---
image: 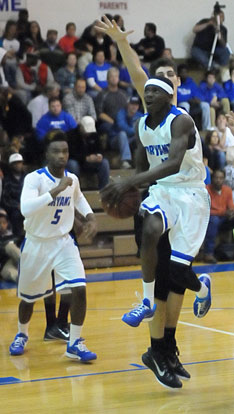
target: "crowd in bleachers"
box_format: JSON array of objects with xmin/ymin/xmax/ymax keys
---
[{"xmin": 1, "ymin": 8, "xmax": 234, "ymax": 277}]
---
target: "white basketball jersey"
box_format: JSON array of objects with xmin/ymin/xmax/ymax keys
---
[
  {"xmin": 138, "ymin": 105, "xmax": 206, "ymax": 186},
  {"xmin": 21, "ymin": 167, "xmax": 92, "ymax": 239}
]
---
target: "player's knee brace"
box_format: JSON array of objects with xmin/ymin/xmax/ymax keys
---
[
  {"xmin": 169, "ymin": 261, "xmax": 201, "ymax": 292},
  {"xmin": 154, "ymin": 231, "xmax": 171, "ymax": 301}
]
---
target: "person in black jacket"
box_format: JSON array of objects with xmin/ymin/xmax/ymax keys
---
[
  {"xmin": 2, "ymin": 153, "xmax": 25, "ymax": 240},
  {"xmin": 133, "ymin": 23, "xmax": 165, "ymax": 63},
  {"xmin": 191, "ymin": 10, "xmax": 230, "ymax": 69}
]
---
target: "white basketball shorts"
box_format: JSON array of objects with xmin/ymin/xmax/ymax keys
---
[
  {"xmin": 140, "ymin": 184, "xmax": 210, "ymax": 265},
  {"xmin": 18, "ymin": 234, "xmax": 86, "ymax": 302}
]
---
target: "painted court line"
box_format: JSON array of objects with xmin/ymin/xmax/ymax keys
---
[
  {"xmin": 1, "ymin": 357, "xmax": 234, "ymax": 386},
  {"xmin": 179, "ymin": 320, "xmax": 234, "ymax": 336}
]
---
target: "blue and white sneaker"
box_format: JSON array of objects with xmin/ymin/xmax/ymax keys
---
[
  {"xmin": 193, "ymin": 274, "xmax": 211, "ymax": 318},
  {"xmin": 122, "ymin": 298, "xmax": 157, "ymax": 327},
  {"xmin": 9, "ymin": 333, "xmax": 28, "ymax": 356},
  {"xmin": 66, "ymin": 338, "xmax": 97, "ymax": 362}
]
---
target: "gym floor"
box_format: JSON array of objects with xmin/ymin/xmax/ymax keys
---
[{"xmin": 1, "ymin": 263, "xmax": 234, "ymax": 414}]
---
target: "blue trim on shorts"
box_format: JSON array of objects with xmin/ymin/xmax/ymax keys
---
[
  {"xmin": 69, "ymin": 232, "xmax": 78, "ymax": 247},
  {"xmin": 20, "ymin": 287, "xmax": 54, "ymax": 300},
  {"xmin": 171, "ymin": 250, "xmax": 194, "ymax": 262},
  {"xmin": 141, "ymin": 203, "xmax": 168, "ymax": 230},
  {"xmin": 37, "ymin": 167, "xmax": 55, "ymax": 183},
  {"xmin": 56, "ymin": 278, "xmax": 85, "ymax": 289}
]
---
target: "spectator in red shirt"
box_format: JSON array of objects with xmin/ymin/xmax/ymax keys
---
[
  {"xmin": 204, "ymin": 169, "xmax": 234, "ymax": 263},
  {"xmin": 58, "ymin": 22, "xmax": 78, "ymax": 54}
]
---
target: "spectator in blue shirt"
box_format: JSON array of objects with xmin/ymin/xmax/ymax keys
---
[
  {"xmin": 111, "ymin": 96, "xmax": 143, "ymax": 169},
  {"xmin": 36, "ymin": 97, "xmax": 77, "ymax": 141},
  {"xmin": 198, "ymin": 70, "xmax": 230, "ymax": 126},
  {"xmin": 177, "ymin": 63, "xmax": 211, "ymax": 130},
  {"xmin": 223, "ymin": 67, "xmax": 234, "ymax": 111},
  {"xmin": 84, "ymin": 48, "xmax": 112, "ymax": 98}
]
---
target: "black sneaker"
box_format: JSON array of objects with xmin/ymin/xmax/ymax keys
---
[
  {"xmin": 142, "ymin": 347, "xmax": 182, "ymax": 390},
  {"xmin": 167, "ymin": 346, "xmax": 191, "ymax": 380},
  {"xmin": 44, "ymin": 323, "xmax": 70, "ymax": 342}
]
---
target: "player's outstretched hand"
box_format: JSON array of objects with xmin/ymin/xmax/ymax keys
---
[
  {"xmin": 94, "ymin": 15, "xmax": 134, "ymax": 42},
  {"xmin": 58, "ymin": 177, "xmax": 73, "ymax": 192}
]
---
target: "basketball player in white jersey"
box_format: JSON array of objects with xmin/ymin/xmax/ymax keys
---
[
  {"xmin": 9, "ymin": 130, "xmax": 97, "ymax": 362},
  {"xmin": 96, "ymin": 18, "xmax": 210, "ymax": 388}
]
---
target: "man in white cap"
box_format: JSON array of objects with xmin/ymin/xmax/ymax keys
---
[{"xmin": 67, "ymin": 116, "xmax": 110, "ymax": 189}]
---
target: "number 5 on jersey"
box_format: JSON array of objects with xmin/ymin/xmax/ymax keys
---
[{"xmin": 51, "ymin": 209, "xmax": 63, "ymax": 224}]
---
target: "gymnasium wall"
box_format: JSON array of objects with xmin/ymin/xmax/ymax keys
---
[{"xmin": 0, "ymin": 0, "xmax": 233, "ymax": 58}]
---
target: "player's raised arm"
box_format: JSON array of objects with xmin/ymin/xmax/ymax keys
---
[{"xmin": 95, "ymin": 16, "xmax": 148, "ymax": 103}]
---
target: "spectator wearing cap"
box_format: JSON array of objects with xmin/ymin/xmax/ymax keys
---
[
  {"xmin": 1, "ymin": 153, "xmax": 25, "ymax": 239},
  {"xmin": 15, "ymin": 52, "xmax": 54, "ymax": 104},
  {"xmin": 110, "ymin": 96, "xmax": 143, "ymax": 169},
  {"xmin": 39, "ymin": 29, "xmax": 66, "ymax": 74},
  {"xmin": 27, "ymin": 81, "xmax": 61, "ymax": 127},
  {"xmin": 63, "ymin": 77, "xmax": 96, "ymax": 124},
  {"xmin": 0, "ymin": 208, "xmax": 20, "ymax": 282},
  {"xmin": 67, "ymin": 116, "xmax": 109, "ymax": 189}
]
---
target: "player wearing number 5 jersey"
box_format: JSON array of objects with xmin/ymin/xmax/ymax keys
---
[{"xmin": 10, "ymin": 130, "xmax": 97, "ymax": 362}]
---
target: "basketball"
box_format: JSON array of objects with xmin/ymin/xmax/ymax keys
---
[{"xmin": 101, "ymin": 187, "xmax": 141, "ymax": 219}]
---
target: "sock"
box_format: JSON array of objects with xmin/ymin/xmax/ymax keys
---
[
  {"xmin": 196, "ymin": 281, "xmax": 208, "ymax": 299},
  {"xmin": 18, "ymin": 321, "xmax": 29, "ymax": 336},
  {"xmin": 151, "ymin": 337, "xmax": 166, "ymax": 354},
  {"xmin": 69, "ymin": 324, "xmax": 82, "ymax": 345},
  {"xmin": 164, "ymin": 327, "xmax": 176, "ymax": 350},
  {"xmin": 143, "ymin": 280, "xmax": 155, "ymax": 308},
  {"xmin": 57, "ymin": 294, "xmax": 71, "ymax": 326}
]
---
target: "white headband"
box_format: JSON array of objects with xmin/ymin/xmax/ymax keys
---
[{"xmin": 144, "ymin": 78, "xmax": 174, "ymax": 95}]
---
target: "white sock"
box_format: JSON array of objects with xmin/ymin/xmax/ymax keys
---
[
  {"xmin": 18, "ymin": 322, "xmax": 29, "ymax": 336},
  {"xmin": 70, "ymin": 324, "xmax": 82, "ymax": 345},
  {"xmin": 142, "ymin": 281, "xmax": 155, "ymax": 308},
  {"xmin": 196, "ymin": 282, "xmax": 208, "ymax": 299}
]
